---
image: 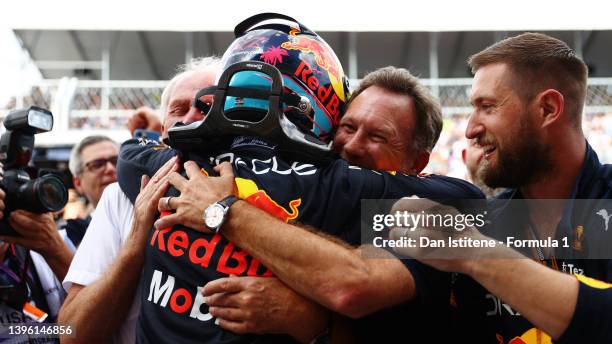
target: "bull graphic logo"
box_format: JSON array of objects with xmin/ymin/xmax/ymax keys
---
[
  {"xmin": 596, "ymin": 209, "xmax": 611, "ymax": 231},
  {"xmin": 235, "ymin": 177, "xmax": 301, "ymax": 223},
  {"xmin": 281, "ymin": 29, "xmax": 346, "ymax": 103},
  {"xmin": 197, "ymin": 169, "xmax": 301, "ymax": 223}
]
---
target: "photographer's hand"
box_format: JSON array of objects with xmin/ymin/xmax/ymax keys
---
[{"xmin": 1, "ymin": 210, "xmax": 73, "ymax": 280}]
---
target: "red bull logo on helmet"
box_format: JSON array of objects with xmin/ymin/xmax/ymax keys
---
[
  {"xmin": 294, "ymin": 60, "xmax": 342, "ymax": 122},
  {"xmin": 281, "ymin": 28, "xmax": 346, "ymax": 104}
]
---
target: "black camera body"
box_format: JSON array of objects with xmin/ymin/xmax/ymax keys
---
[{"xmin": 0, "ymin": 106, "xmax": 68, "ymax": 236}]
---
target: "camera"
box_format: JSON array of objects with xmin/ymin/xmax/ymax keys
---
[{"xmin": 0, "ymin": 106, "xmax": 68, "ymax": 236}]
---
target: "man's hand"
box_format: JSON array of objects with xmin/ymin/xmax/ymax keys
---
[
  {"xmin": 388, "ymin": 197, "xmax": 492, "ymax": 273},
  {"xmin": 1, "ymin": 210, "xmax": 73, "ymax": 280},
  {"xmin": 155, "ymin": 161, "xmax": 236, "ymax": 231},
  {"xmin": 2, "ymin": 211, "xmax": 64, "ymax": 256},
  {"xmin": 126, "ymin": 156, "xmax": 179, "ymax": 254},
  {"xmin": 126, "ymin": 106, "xmax": 162, "ymax": 135},
  {"xmin": 203, "ymin": 276, "xmax": 329, "ymax": 343}
]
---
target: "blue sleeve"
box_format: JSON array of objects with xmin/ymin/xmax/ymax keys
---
[
  {"xmin": 558, "ymin": 277, "xmax": 612, "ymax": 343},
  {"xmin": 321, "ymin": 163, "xmax": 479, "ymax": 295},
  {"xmin": 116, "ymin": 138, "xmax": 178, "ymax": 204},
  {"xmin": 328, "ymin": 162, "xmax": 484, "ymax": 201},
  {"xmin": 317, "ymin": 162, "xmax": 483, "ymax": 245}
]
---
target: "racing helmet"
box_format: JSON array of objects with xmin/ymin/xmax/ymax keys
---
[{"xmin": 217, "ymin": 13, "xmax": 350, "ymax": 143}]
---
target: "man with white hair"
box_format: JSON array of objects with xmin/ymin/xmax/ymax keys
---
[{"xmin": 59, "ymin": 57, "xmax": 220, "ymax": 344}]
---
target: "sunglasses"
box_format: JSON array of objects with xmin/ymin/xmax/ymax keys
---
[{"xmin": 84, "ymin": 156, "xmax": 118, "ymax": 173}]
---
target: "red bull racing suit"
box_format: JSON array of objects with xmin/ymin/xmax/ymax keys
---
[{"xmin": 117, "ymin": 136, "xmax": 484, "ymax": 343}]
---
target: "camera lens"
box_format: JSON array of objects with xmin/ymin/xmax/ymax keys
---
[
  {"xmin": 15, "ymin": 174, "xmax": 68, "ymax": 213},
  {"xmin": 35, "ymin": 175, "xmax": 68, "ymax": 212}
]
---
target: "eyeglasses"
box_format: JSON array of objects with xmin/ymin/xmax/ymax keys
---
[{"xmin": 83, "ymin": 156, "xmax": 118, "ymax": 173}]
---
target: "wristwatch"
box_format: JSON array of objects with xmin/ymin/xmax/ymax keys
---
[{"xmin": 203, "ymin": 195, "xmax": 239, "ymax": 233}]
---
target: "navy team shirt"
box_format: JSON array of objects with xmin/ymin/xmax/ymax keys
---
[
  {"xmin": 117, "ymin": 136, "xmax": 484, "ymax": 344},
  {"xmin": 453, "ymin": 142, "xmax": 612, "ymax": 344}
]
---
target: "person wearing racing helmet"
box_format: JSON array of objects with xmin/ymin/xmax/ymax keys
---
[
  {"xmin": 115, "ymin": 13, "xmax": 483, "ymax": 343},
  {"xmin": 217, "ymin": 13, "xmax": 349, "ymax": 143}
]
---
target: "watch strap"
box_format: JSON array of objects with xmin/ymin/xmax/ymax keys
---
[{"xmin": 218, "ymin": 195, "xmax": 239, "ymax": 210}]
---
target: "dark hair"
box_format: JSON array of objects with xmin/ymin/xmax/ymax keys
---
[
  {"xmin": 349, "ymin": 66, "xmax": 443, "ymax": 152},
  {"xmin": 468, "ymin": 32, "xmax": 588, "ymax": 127}
]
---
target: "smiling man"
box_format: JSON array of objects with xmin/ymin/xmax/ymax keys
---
[
  {"xmin": 411, "ymin": 32, "xmax": 612, "ymax": 344},
  {"xmin": 334, "ymin": 66, "xmax": 441, "ymax": 175}
]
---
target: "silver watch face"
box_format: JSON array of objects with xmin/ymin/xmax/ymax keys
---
[{"xmin": 205, "ymin": 203, "xmax": 226, "ymax": 229}]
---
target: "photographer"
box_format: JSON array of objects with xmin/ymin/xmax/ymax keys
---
[
  {"xmin": 0, "ymin": 178, "xmax": 73, "ymax": 324},
  {"xmin": 0, "ymin": 200, "xmax": 73, "ymax": 282},
  {"xmin": 0, "ymin": 107, "xmax": 73, "ymax": 341}
]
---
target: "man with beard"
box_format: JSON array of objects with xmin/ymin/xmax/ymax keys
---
[{"xmin": 394, "ymin": 32, "xmax": 612, "ymax": 343}]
